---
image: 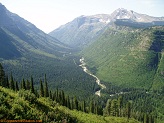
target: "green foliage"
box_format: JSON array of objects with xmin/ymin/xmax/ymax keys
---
[
  {"xmin": 11, "ymin": 104, "xmax": 24, "ymax": 119},
  {"xmin": 0, "ymin": 63, "xmax": 5, "ymax": 86},
  {"xmin": 30, "ymin": 76, "xmax": 34, "ymax": 93},
  {"xmin": 2, "ymin": 55, "xmax": 96, "ymax": 99},
  {"xmin": 82, "ymin": 26, "xmax": 164, "ymax": 90},
  {"xmin": 40, "ymin": 80, "xmax": 44, "ymax": 97},
  {"xmin": 21, "ymin": 79, "xmax": 26, "ymax": 90},
  {"xmin": 0, "ymin": 86, "xmax": 140, "ymax": 123},
  {"xmin": 126, "ymin": 101, "xmax": 131, "ymax": 119},
  {"xmin": 18, "ymin": 90, "xmax": 37, "ymax": 103},
  {"xmin": 15, "ymin": 81, "xmax": 19, "ymax": 91},
  {"xmin": 9, "ymin": 73, "xmax": 15, "ymax": 90},
  {"xmin": 0, "ymin": 86, "xmax": 77, "ymax": 122},
  {"xmin": 44, "ymin": 74, "xmax": 49, "ymax": 97}
]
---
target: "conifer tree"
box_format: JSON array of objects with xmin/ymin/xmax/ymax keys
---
[
  {"xmin": 30, "ymin": 76, "xmax": 35, "ymax": 93},
  {"xmin": 10, "ymin": 73, "xmax": 15, "ymax": 90},
  {"xmin": 126, "ymin": 101, "xmax": 131, "ymax": 120},
  {"xmin": 56, "ymin": 88, "xmax": 59, "ymax": 102},
  {"xmin": 111, "ymin": 99, "xmax": 118, "ymax": 116},
  {"xmin": 73, "ymin": 97, "xmax": 78, "ymax": 110},
  {"xmin": 104, "ymin": 99, "xmax": 112, "ymax": 116},
  {"xmin": 61, "ymin": 90, "xmax": 65, "ymax": 106},
  {"xmin": 144, "ymin": 113, "xmax": 148, "ymax": 123},
  {"xmin": 81, "ymin": 101, "xmax": 86, "ymax": 112},
  {"xmin": 0, "ymin": 63, "xmax": 5, "ymax": 87},
  {"xmin": 5, "ymin": 75, "xmax": 9, "ymax": 88},
  {"xmin": 26, "ymin": 79, "xmax": 30, "ymax": 90},
  {"xmin": 22, "ymin": 78, "xmax": 26, "ymax": 90},
  {"xmin": 35, "ymin": 89, "xmax": 39, "ymax": 98},
  {"xmin": 52, "ymin": 92, "xmax": 55, "ymax": 101},
  {"xmin": 89, "ymin": 100, "xmax": 94, "ymax": 113},
  {"xmin": 66, "ymin": 96, "xmax": 71, "ymax": 109},
  {"xmin": 118, "ymin": 96, "xmax": 123, "ymax": 117},
  {"xmin": 93, "ymin": 101, "xmax": 98, "ymax": 114},
  {"xmin": 15, "ymin": 81, "xmax": 19, "ymax": 91},
  {"xmin": 40, "ymin": 79, "xmax": 44, "ymax": 97},
  {"xmin": 44, "ymin": 74, "xmax": 49, "ymax": 97},
  {"xmin": 49, "ymin": 90, "xmax": 52, "ymax": 99}
]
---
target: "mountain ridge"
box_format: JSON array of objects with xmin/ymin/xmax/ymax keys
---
[
  {"xmin": 0, "ymin": 3, "xmax": 72, "ymax": 59},
  {"xmin": 49, "ymin": 8, "xmax": 164, "ymax": 48},
  {"xmin": 81, "ymin": 25, "xmax": 164, "ymax": 90},
  {"xmin": 0, "ymin": 3, "xmax": 98, "ymax": 99}
]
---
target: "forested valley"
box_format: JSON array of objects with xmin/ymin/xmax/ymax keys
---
[
  {"xmin": 1, "ymin": 62, "xmax": 163, "ymax": 123},
  {"xmin": 0, "ymin": 3, "xmax": 164, "ymax": 123}
]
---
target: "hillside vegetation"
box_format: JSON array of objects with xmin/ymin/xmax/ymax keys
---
[
  {"xmin": 82, "ymin": 26, "xmax": 164, "ymax": 90},
  {"xmin": 0, "ymin": 86, "xmax": 141, "ymax": 123}
]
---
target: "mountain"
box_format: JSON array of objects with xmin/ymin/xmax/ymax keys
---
[
  {"xmin": 49, "ymin": 8, "xmax": 164, "ymax": 48},
  {"xmin": 0, "ymin": 3, "xmax": 97, "ymax": 98},
  {"xmin": 0, "ymin": 3, "xmax": 71, "ymax": 60},
  {"xmin": 81, "ymin": 25, "xmax": 164, "ymax": 90},
  {"xmin": 111, "ymin": 8, "xmax": 164, "ymax": 22},
  {"xmin": 49, "ymin": 14, "xmax": 110, "ymax": 48}
]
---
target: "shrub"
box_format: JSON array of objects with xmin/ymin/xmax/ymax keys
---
[
  {"xmin": 0, "ymin": 105, "xmax": 9, "ymax": 119},
  {"xmin": 11, "ymin": 104, "xmax": 24, "ymax": 119},
  {"xmin": 18, "ymin": 90, "xmax": 37, "ymax": 103}
]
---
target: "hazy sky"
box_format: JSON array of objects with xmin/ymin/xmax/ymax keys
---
[{"xmin": 0, "ymin": 0, "xmax": 164, "ymax": 33}]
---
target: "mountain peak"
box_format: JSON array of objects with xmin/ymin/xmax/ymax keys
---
[
  {"xmin": 111, "ymin": 8, "xmax": 134, "ymax": 20},
  {"xmin": 117, "ymin": 8, "xmax": 128, "ymax": 11},
  {"xmin": 0, "ymin": 3, "xmax": 6, "ymax": 9}
]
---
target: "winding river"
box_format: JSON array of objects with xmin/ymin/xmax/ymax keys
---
[{"xmin": 79, "ymin": 57, "xmax": 106, "ymax": 97}]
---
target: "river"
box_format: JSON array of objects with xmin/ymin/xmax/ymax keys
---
[{"xmin": 79, "ymin": 57, "xmax": 106, "ymax": 97}]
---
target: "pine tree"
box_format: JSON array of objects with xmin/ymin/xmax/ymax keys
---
[
  {"xmin": 49, "ymin": 90, "xmax": 52, "ymax": 99},
  {"xmin": 93, "ymin": 101, "xmax": 98, "ymax": 114},
  {"xmin": 15, "ymin": 81, "xmax": 19, "ymax": 91},
  {"xmin": 144, "ymin": 113, "xmax": 148, "ymax": 123},
  {"xmin": 0, "ymin": 63, "xmax": 5, "ymax": 87},
  {"xmin": 30, "ymin": 76, "xmax": 35, "ymax": 93},
  {"xmin": 66, "ymin": 96, "xmax": 71, "ymax": 109},
  {"xmin": 10, "ymin": 73, "xmax": 15, "ymax": 90},
  {"xmin": 5, "ymin": 75, "xmax": 9, "ymax": 88},
  {"xmin": 73, "ymin": 97, "xmax": 78, "ymax": 110},
  {"xmin": 61, "ymin": 90, "xmax": 65, "ymax": 106},
  {"xmin": 118, "ymin": 96, "xmax": 123, "ymax": 117},
  {"xmin": 26, "ymin": 79, "xmax": 30, "ymax": 90},
  {"xmin": 111, "ymin": 99, "xmax": 118, "ymax": 116},
  {"xmin": 44, "ymin": 74, "xmax": 49, "ymax": 97},
  {"xmin": 81, "ymin": 101, "xmax": 86, "ymax": 112},
  {"xmin": 126, "ymin": 101, "xmax": 131, "ymax": 120},
  {"xmin": 40, "ymin": 79, "xmax": 44, "ymax": 97},
  {"xmin": 21, "ymin": 78, "xmax": 26, "ymax": 90},
  {"xmin": 104, "ymin": 99, "xmax": 112, "ymax": 116},
  {"xmin": 35, "ymin": 90, "xmax": 39, "ymax": 98},
  {"xmin": 89, "ymin": 100, "xmax": 94, "ymax": 113}
]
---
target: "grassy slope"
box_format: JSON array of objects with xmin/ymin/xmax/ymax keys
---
[
  {"xmin": 0, "ymin": 86, "xmax": 140, "ymax": 123},
  {"xmin": 82, "ymin": 26, "xmax": 164, "ymax": 90}
]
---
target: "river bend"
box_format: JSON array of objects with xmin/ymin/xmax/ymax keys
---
[{"xmin": 79, "ymin": 57, "xmax": 106, "ymax": 96}]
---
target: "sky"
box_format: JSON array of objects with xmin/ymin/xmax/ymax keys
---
[{"xmin": 0, "ymin": 0, "xmax": 164, "ymax": 33}]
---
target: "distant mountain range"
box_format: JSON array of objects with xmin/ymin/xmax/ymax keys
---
[{"xmin": 49, "ymin": 8, "xmax": 164, "ymax": 48}]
